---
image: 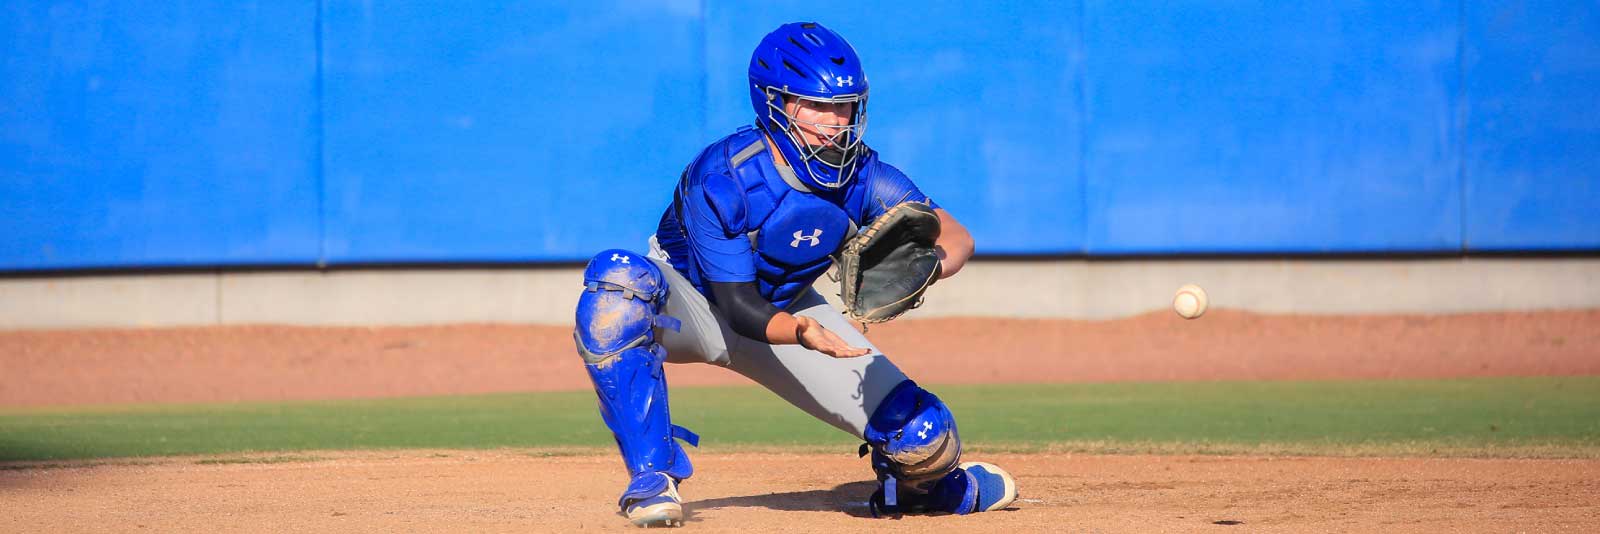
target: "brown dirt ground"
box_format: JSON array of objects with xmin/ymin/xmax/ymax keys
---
[
  {"xmin": 2, "ymin": 310, "xmax": 1598, "ymax": 407},
  {"xmin": 2, "ymin": 310, "xmax": 1598, "ymax": 532},
  {"xmin": 2, "ymin": 450, "xmax": 1598, "ymax": 533}
]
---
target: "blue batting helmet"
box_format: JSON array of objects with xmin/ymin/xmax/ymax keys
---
[{"xmin": 748, "ymin": 22, "xmax": 869, "ymax": 190}]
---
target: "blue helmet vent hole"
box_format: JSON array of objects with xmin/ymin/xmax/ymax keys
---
[
  {"xmin": 781, "ymin": 59, "xmax": 805, "ymax": 77},
  {"xmin": 831, "ymin": 56, "xmax": 845, "ymax": 65},
  {"xmin": 804, "ymin": 33, "xmax": 825, "ymax": 46},
  {"xmin": 787, "ymin": 36, "xmax": 809, "ymax": 52},
  {"xmin": 757, "ymin": 58, "xmax": 770, "ymax": 69}
]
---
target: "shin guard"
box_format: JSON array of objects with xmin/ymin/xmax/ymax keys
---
[{"xmin": 574, "ymin": 249, "xmax": 697, "ymax": 484}]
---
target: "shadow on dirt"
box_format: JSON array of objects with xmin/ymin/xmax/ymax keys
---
[{"xmin": 687, "ymin": 480, "xmax": 880, "ymax": 518}]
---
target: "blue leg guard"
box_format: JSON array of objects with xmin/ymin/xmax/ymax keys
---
[
  {"xmin": 861, "ymin": 380, "xmax": 1018, "ymax": 516},
  {"xmin": 860, "ymin": 379, "xmax": 963, "ymax": 515},
  {"xmin": 574, "ymin": 249, "xmax": 698, "ymax": 506}
]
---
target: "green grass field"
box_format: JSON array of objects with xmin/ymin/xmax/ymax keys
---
[{"xmin": 2, "ymin": 377, "xmax": 1597, "ymax": 462}]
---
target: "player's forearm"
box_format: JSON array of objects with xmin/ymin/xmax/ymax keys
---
[
  {"xmin": 707, "ymin": 281, "xmax": 819, "ymax": 347},
  {"xmin": 934, "ymin": 208, "xmax": 974, "ymax": 278},
  {"xmin": 763, "ymin": 312, "xmax": 805, "ymax": 345},
  {"xmin": 708, "ymin": 281, "xmax": 783, "ymax": 342}
]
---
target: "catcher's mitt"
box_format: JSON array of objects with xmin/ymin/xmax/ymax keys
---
[{"xmin": 836, "ymin": 202, "xmax": 942, "ymax": 323}]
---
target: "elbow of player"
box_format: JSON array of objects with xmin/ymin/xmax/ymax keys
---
[{"xmin": 937, "ymin": 240, "xmax": 974, "ymax": 279}]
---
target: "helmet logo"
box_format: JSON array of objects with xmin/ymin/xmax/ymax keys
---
[
  {"xmin": 836, "ymin": 76, "xmax": 855, "ymax": 88},
  {"xmin": 790, "ymin": 229, "xmax": 823, "ymax": 248},
  {"xmin": 610, "ymin": 253, "xmax": 630, "ymax": 264}
]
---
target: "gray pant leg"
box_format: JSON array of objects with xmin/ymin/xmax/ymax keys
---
[
  {"xmin": 646, "ymin": 239, "xmax": 909, "ymax": 440},
  {"xmin": 722, "ymin": 289, "xmax": 909, "ymax": 439},
  {"xmin": 651, "ymin": 255, "xmax": 736, "ymax": 366}
]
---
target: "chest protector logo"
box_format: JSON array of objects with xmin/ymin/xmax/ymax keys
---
[
  {"xmin": 756, "ymin": 195, "xmax": 849, "ymax": 267},
  {"xmin": 791, "ymin": 229, "xmax": 823, "ymax": 248}
]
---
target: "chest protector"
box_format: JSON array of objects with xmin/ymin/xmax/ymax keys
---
[{"xmin": 728, "ymin": 142, "xmax": 854, "ymax": 309}]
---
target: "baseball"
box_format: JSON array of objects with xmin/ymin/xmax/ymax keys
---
[{"xmin": 1173, "ymin": 284, "xmax": 1208, "ymax": 319}]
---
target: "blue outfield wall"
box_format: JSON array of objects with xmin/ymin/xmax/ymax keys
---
[
  {"xmin": 1082, "ymin": 1, "xmax": 1464, "ymax": 254},
  {"xmin": 318, "ymin": 1, "xmax": 705, "ymax": 263},
  {"xmin": 1462, "ymin": 1, "xmax": 1600, "ymax": 251},
  {"xmin": 1, "ymin": 2, "xmax": 323, "ymax": 269},
  {"xmin": 1, "ymin": 1, "xmax": 1597, "ymax": 271}
]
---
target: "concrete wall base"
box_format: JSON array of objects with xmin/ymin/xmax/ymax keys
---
[{"xmin": 3, "ymin": 258, "xmax": 1597, "ymax": 329}]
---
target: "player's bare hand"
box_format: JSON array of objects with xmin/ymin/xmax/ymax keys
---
[{"xmin": 796, "ymin": 316, "xmax": 871, "ymax": 358}]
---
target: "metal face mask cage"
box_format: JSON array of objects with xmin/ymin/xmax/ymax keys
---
[{"xmin": 763, "ymin": 87, "xmax": 869, "ymax": 189}]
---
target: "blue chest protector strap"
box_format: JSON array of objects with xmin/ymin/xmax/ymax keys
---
[{"xmin": 573, "ymin": 249, "xmax": 697, "ymax": 488}]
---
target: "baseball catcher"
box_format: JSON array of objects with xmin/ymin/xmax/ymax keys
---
[{"xmin": 571, "ymin": 22, "xmax": 1016, "ymax": 527}]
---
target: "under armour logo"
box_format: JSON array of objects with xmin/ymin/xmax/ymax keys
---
[
  {"xmin": 917, "ymin": 421, "xmax": 932, "ymax": 440},
  {"xmin": 790, "ymin": 229, "xmax": 822, "ymax": 248},
  {"xmin": 836, "ymin": 76, "xmax": 854, "ymax": 87},
  {"xmin": 610, "ymin": 253, "xmax": 629, "ymax": 264}
]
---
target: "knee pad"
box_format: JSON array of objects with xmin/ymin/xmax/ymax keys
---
[
  {"xmin": 862, "ymin": 380, "xmax": 962, "ymax": 496},
  {"xmin": 574, "ymin": 249, "xmax": 695, "ymax": 480},
  {"xmin": 575, "ymin": 249, "xmax": 676, "ymax": 360}
]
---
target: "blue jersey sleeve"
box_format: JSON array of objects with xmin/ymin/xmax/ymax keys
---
[
  {"xmin": 858, "ymin": 160, "xmax": 941, "ymax": 224},
  {"xmin": 681, "ymin": 173, "xmax": 757, "ymax": 282}
]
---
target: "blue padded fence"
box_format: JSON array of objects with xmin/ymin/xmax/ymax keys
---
[{"xmin": 2, "ymin": 1, "xmax": 1597, "ymax": 270}]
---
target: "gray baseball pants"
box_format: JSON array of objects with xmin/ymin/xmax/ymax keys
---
[{"xmin": 646, "ymin": 239, "xmax": 909, "ymax": 438}]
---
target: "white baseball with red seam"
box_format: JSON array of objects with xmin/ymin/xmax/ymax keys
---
[{"xmin": 1173, "ymin": 284, "xmax": 1208, "ymax": 320}]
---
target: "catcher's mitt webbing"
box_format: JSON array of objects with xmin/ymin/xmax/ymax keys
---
[{"xmin": 836, "ymin": 202, "xmax": 942, "ymax": 323}]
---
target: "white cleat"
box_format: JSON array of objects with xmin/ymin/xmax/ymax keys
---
[
  {"xmin": 624, "ymin": 475, "xmax": 684, "ymax": 528},
  {"xmin": 958, "ymin": 461, "xmax": 1019, "ymax": 513}
]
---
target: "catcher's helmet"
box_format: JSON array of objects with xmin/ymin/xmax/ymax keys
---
[{"xmin": 748, "ymin": 22, "xmax": 869, "ymax": 190}]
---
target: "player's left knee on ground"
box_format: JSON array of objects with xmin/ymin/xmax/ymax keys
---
[{"xmin": 862, "ymin": 380, "xmax": 962, "ymax": 496}]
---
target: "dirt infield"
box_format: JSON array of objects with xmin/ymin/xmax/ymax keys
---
[
  {"xmin": 3, "ymin": 310, "xmax": 1598, "ymax": 532},
  {"xmin": 3, "ymin": 450, "xmax": 1597, "ymax": 533},
  {"xmin": 2, "ymin": 310, "xmax": 1598, "ymax": 407}
]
